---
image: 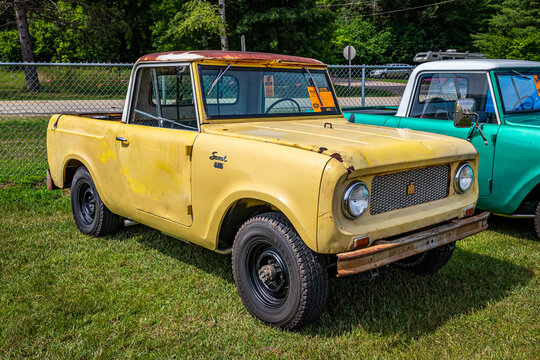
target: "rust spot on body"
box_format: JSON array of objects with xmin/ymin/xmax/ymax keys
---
[
  {"xmin": 331, "ymin": 153, "xmax": 344, "ymax": 162},
  {"xmin": 137, "ymin": 50, "xmax": 324, "ymax": 65}
]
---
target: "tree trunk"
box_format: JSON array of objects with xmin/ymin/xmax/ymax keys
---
[
  {"xmin": 218, "ymin": 0, "xmax": 228, "ymax": 50},
  {"xmin": 14, "ymin": 0, "xmax": 41, "ymax": 91}
]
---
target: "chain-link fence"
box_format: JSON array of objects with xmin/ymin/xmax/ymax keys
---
[
  {"xmin": 0, "ymin": 62, "xmax": 414, "ymax": 181},
  {"xmin": 0, "ymin": 62, "xmax": 132, "ymax": 181},
  {"xmin": 327, "ymin": 64, "xmax": 414, "ymax": 108}
]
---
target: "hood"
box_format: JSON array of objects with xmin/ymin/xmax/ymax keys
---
[{"xmin": 203, "ymin": 118, "xmax": 477, "ymax": 173}]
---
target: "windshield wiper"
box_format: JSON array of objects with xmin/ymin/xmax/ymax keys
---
[
  {"xmin": 303, "ymin": 67, "xmax": 324, "ymax": 106},
  {"xmin": 511, "ymin": 70, "xmax": 529, "ymax": 79},
  {"xmin": 206, "ymin": 64, "xmax": 232, "ymax": 95}
]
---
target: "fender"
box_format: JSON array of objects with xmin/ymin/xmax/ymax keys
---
[{"xmin": 208, "ymin": 190, "xmax": 317, "ymax": 252}]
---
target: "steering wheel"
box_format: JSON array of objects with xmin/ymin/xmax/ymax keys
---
[
  {"xmin": 511, "ymin": 95, "xmax": 534, "ymax": 111},
  {"xmin": 265, "ymin": 98, "xmax": 301, "ymax": 114}
]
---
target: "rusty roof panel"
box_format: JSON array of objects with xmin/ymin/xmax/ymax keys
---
[{"xmin": 137, "ymin": 50, "xmax": 324, "ymax": 65}]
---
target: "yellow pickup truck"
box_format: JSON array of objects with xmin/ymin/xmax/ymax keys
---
[{"xmin": 47, "ymin": 50, "xmax": 488, "ymax": 330}]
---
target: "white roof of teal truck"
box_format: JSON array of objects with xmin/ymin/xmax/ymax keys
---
[
  {"xmin": 414, "ymin": 59, "xmax": 540, "ymax": 71},
  {"xmin": 395, "ymin": 59, "xmax": 540, "ymax": 117}
]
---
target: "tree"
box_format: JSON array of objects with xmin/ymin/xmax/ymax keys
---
[
  {"xmin": 233, "ymin": 0, "xmax": 334, "ymax": 58},
  {"xmin": 6, "ymin": 0, "xmax": 40, "ymax": 90},
  {"xmin": 327, "ymin": 11, "xmax": 392, "ymax": 64},
  {"xmin": 319, "ymin": 0, "xmax": 494, "ymax": 64},
  {"xmin": 473, "ymin": 0, "xmax": 540, "ymax": 61},
  {"xmin": 152, "ymin": 0, "xmax": 225, "ymax": 52}
]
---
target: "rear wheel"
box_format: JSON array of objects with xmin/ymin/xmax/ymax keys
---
[
  {"xmin": 393, "ymin": 242, "xmax": 455, "ymax": 275},
  {"xmin": 71, "ymin": 166, "xmax": 122, "ymax": 237},
  {"xmin": 534, "ymin": 202, "xmax": 540, "ymax": 238},
  {"xmin": 232, "ymin": 212, "xmax": 328, "ymax": 330}
]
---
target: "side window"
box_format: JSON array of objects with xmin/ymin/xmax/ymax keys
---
[
  {"xmin": 130, "ymin": 66, "xmax": 198, "ymax": 130},
  {"xmin": 416, "ymin": 74, "xmax": 461, "ymax": 103},
  {"xmin": 410, "ymin": 73, "xmax": 497, "ymax": 122},
  {"xmin": 411, "ymin": 74, "xmax": 460, "ymax": 120}
]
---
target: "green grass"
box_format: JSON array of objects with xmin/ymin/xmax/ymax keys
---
[{"xmin": 0, "ymin": 182, "xmax": 538, "ymax": 359}]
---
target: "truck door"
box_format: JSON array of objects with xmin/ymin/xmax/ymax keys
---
[
  {"xmin": 116, "ymin": 64, "xmax": 199, "ymax": 226},
  {"xmin": 398, "ymin": 72, "xmax": 500, "ymax": 197}
]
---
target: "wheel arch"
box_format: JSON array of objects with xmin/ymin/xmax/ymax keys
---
[
  {"xmin": 499, "ymin": 170, "xmax": 540, "ymax": 215},
  {"xmin": 63, "ymin": 158, "xmax": 86, "ymax": 188},
  {"xmin": 215, "ymin": 195, "xmax": 316, "ymax": 253},
  {"xmin": 57, "ymin": 156, "xmax": 112, "ymax": 212},
  {"xmin": 515, "ymin": 181, "xmax": 540, "ymax": 214},
  {"xmin": 216, "ymin": 198, "xmax": 277, "ymax": 251}
]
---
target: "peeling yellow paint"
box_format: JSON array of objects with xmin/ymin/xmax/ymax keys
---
[{"xmin": 99, "ymin": 149, "xmax": 116, "ymax": 163}]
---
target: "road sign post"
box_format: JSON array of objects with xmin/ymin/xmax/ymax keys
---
[{"xmin": 343, "ymin": 45, "xmax": 356, "ymax": 88}]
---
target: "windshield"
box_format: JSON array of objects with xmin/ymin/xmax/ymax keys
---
[
  {"xmin": 198, "ymin": 65, "xmax": 340, "ymax": 120},
  {"xmin": 496, "ymin": 71, "xmax": 540, "ymax": 114}
]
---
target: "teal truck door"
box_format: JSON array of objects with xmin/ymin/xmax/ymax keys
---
[{"xmin": 397, "ymin": 72, "xmax": 500, "ymax": 196}]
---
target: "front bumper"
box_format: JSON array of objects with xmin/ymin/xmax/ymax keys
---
[{"xmin": 336, "ymin": 211, "xmax": 489, "ymax": 277}]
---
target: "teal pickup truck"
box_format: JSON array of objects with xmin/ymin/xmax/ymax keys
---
[{"xmin": 344, "ymin": 59, "xmax": 540, "ymax": 237}]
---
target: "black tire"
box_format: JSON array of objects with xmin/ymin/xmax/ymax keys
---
[
  {"xmin": 71, "ymin": 166, "xmax": 122, "ymax": 237},
  {"xmin": 232, "ymin": 212, "xmax": 328, "ymax": 330},
  {"xmin": 534, "ymin": 202, "xmax": 540, "ymax": 239},
  {"xmin": 393, "ymin": 242, "xmax": 455, "ymax": 275}
]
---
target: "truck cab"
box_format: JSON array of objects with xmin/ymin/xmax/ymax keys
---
[{"xmin": 346, "ymin": 59, "xmax": 540, "ymax": 237}]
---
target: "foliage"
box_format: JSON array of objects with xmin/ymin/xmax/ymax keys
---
[
  {"xmin": 473, "ymin": 0, "xmax": 540, "ymax": 61},
  {"xmin": 328, "ymin": 12, "xmax": 393, "ymax": 64},
  {"xmin": 233, "ymin": 0, "xmax": 335, "ymax": 59},
  {"xmin": 28, "ymin": 1, "xmax": 131, "ymax": 62},
  {"xmin": 152, "ymin": 0, "xmax": 224, "ymax": 51},
  {"xmin": 0, "ymin": 30, "xmax": 21, "ymax": 62},
  {"xmin": 1, "ymin": 0, "xmax": 538, "ymax": 64}
]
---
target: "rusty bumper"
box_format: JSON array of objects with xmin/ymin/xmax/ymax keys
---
[{"xmin": 336, "ymin": 211, "xmax": 490, "ymax": 277}]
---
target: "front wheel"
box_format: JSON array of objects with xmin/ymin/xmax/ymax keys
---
[
  {"xmin": 393, "ymin": 242, "xmax": 455, "ymax": 275},
  {"xmin": 71, "ymin": 166, "xmax": 122, "ymax": 237},
  {"xmin": 232, "ymin": 212, "xmax": 328, "ymax": 330}
]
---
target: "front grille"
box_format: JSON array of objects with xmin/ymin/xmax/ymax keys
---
[{"xmin": 370, "ymin": 165, "xmax": 450, "ymax": 215}]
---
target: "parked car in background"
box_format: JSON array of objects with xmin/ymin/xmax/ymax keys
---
[
  {"xmin": 369, "ymin": 63, "xmax": 412, "ymax": 79},
  {"xmin": 344, "ymin": 59, "xmax": 540, "ymax": 238}
]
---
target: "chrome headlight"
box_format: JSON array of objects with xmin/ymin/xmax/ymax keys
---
[
  {"xmin": 342, "ymin": 182, "xmax": 369, "ymax": 218},
  {"xmin": 454, "ymin": 163, "xmax": 474, "ymax": 194}
]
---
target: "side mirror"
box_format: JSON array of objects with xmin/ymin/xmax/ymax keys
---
[{"xmin": 454, "ymin": 98, "xmax": 476, "ymax": 128}]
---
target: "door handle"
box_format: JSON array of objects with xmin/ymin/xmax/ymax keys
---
[{"xmin": 116, "ymin": 136, "xmax": 129, "ymax": 145}]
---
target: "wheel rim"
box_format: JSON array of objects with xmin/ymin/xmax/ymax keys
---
[
  {"xmin": 246, "ymin": 238, "xmax": 289, "ymax": 308},
  {"xmin": 78, "ymin": 182, "xmax": 96, "ymax": 225}
]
